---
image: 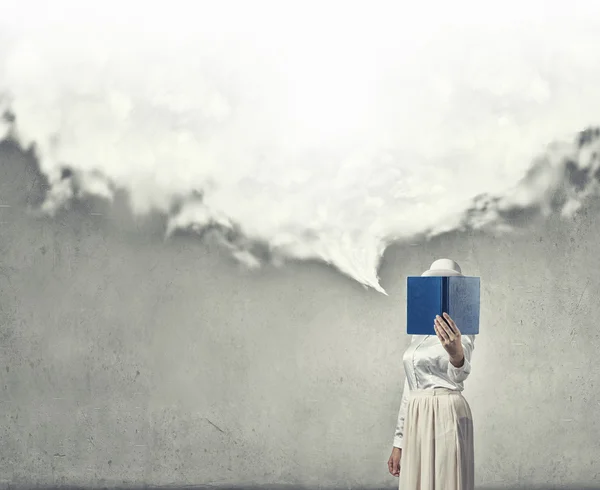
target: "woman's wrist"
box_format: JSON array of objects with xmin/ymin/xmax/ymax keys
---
[{"xmin": 449, "ymin": 353, "xmax": 465, "ymax": 367}]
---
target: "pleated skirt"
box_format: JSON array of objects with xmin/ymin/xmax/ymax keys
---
[{"xmin": 398, "ymin": 388, "xmax": 474, "ymax": 490}]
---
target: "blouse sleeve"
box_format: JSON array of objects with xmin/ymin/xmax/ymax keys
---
[
  {"xmin": 447, "ymin": 334, "xmax": 475, "ymax": 383},
  {"xmin": 392, "ymin": 377, "xmax": 410, "ymax": 449}
]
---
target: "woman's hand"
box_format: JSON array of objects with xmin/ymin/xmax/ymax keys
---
[
  {"xmin": 434, "ymin": 312, "xmax": 464, "ymax": 364},
  {"xmin": 388, "ymin": 447, "xmax": 402, "ymax": 477}
]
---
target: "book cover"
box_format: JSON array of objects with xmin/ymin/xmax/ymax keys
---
[{"xmin": 406, "ymin": 276, "xmax": 480, "ymax": 335}]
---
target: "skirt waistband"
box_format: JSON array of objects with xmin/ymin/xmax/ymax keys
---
[{"xmin": 410, "ymin": 388, "xmax": 462, "ymax": 397}]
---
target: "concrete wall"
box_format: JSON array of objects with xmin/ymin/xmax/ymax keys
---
[{"xmin": 1, "ymin": 140, "xmax": 599, "ymax": 488}]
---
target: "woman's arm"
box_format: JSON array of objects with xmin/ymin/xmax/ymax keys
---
[
  {"xmin": 447, "ymin": 334, "xmax": 475, "ymax": 383},
  {"xmin": 392, "ymin": 377, "xmax": 410, "ymax": 449}
]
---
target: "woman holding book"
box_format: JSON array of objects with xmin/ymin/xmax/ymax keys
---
[{"xmin": 387, "ymin": 258, "xmax": 476, "ymax": 490}]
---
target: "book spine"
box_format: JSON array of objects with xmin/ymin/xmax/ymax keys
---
[{"xmin": 441, "ymin": 277, "xmax": 449, "ymax": 314}]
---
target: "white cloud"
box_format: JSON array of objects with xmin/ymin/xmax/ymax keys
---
[{"xmin": 1, "ymin": 0, "xmax": 600, "ymax": 292}]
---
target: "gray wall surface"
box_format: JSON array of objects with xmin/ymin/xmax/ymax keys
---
[{"xmin": 1, "ymin": 140, "xmax": 599, "ymax": 489}]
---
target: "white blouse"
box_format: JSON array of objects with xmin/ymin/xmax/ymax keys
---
[{"xmin": 392, "ymin": 334, "xmax": 475, "ymax": 449}]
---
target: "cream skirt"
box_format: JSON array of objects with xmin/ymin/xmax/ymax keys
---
[{"xmin": 398, "ymin": 388, "xmax": 474, "ymax": 490}]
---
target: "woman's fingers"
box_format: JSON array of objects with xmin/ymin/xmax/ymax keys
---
[
  {"xmin": 434, "ymin": 316, "xmax": 452, "ymax": 342},
  {"xmin": 388, "ymin": 453, "xmax": 400, "ymax": 476},
  {"xmin": 436, "ymin": 315, "xmax": 460, "ymax": 343},
  {"xmin": 443, "ymin": 312, "xmax": 461, "ymax": 335},
  {"xmin": 437, "ymin": 315, "xmax": 452, "ymax": 337}
]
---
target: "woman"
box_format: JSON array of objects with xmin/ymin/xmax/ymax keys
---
[{"xmin": 387, "ymin": 258, "xmax": 475, "ymax": 490}]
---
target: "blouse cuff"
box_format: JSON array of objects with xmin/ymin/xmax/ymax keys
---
[
  {"xmin": 448, "ymin": 354, "xmax": 471, "ymax": 376},
  {"xmin": 393, "ymin": 436, "xmax": 403, "ymax": 449}
]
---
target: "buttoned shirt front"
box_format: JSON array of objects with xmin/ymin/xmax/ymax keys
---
[{"xmin": 393, "ymin": 333, "xmax": 475, "ymax": 449}]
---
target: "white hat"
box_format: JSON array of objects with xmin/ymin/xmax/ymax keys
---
[{"xmin": 421, "ymin": 258, "xmax": 463, "ymax": 276}]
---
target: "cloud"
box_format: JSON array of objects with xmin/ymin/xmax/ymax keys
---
[{"xmin": 2, "ymin": 3, "xmax": 600, "ymax": 293}]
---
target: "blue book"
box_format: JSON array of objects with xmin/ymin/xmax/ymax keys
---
[{"xmin": 406, "ymin": 276, "xmax": 480, "ymax": 335}]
